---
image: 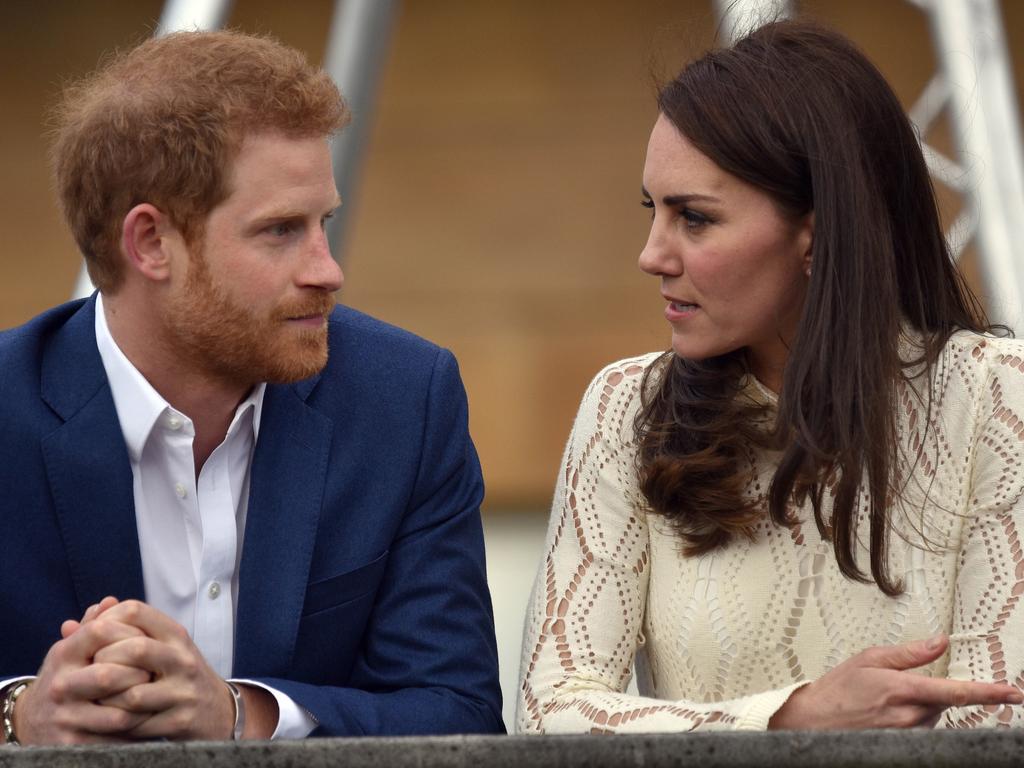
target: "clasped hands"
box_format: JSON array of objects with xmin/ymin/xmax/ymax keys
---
[{"xmin": 12, "ymin": 597, "xmax": 240, "ymax": 745}]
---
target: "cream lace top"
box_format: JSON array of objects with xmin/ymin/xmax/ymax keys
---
[{"xmin": 517, "ymin": 331, "xmax": 1024, "ymax": 733}]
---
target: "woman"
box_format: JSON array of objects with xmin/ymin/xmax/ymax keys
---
[{"xmin": 517, "ymin": 19, "xmax": 1024, "ymax": 732}]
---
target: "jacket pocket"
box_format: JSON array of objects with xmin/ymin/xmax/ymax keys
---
[{"xmin": 302, "ymin": 550, "xmax": 389, "ymax": 616}]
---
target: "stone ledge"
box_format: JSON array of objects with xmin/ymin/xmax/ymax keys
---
[{"xmin": 0, "ymin": 730, "xmax": 1022, "ymax": 767}]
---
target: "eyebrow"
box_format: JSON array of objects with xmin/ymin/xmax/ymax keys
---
[
  {"xmin": 641, "ymin": 187, "xmax": 722, "ymax": 206},
  {"xmin": 251, "ymin": 199, "xmax": 342, "ymax": 225}
]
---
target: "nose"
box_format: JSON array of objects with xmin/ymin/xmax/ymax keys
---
[
  {"xmin": 301, "ymin": 228, "xmax": 344, "ymax": 292},
  {"xmin": 638, "ymin": 220, "xmax": 680, "ymax": 277}
]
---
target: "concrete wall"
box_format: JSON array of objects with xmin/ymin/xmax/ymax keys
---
[{"xmin": 1, "ymin": 731, "xmax": 1023, "ymax": 766}]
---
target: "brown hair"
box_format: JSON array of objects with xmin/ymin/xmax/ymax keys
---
[
  {"xmin": 635, "ymin": 20, "xmax": 992, "ymax": 595},
  {"xmin": 51, "ymin": 30, "xmax": 349, "ymax": 293}
]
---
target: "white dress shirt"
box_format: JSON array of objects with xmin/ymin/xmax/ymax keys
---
[{"xmin": 93, "ymin": 293, "xmax": 315, "ymax": 739}]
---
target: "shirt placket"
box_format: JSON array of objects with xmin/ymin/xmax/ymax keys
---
[{"xmin": 193, "ymin": 437, "xmax": 239, "ymax": 679}]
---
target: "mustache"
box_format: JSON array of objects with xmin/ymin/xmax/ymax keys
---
[{"xmin": 274, "ymin": 292, "xmax": 336, "ymax": 321}]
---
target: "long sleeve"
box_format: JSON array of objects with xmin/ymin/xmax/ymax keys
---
[
  {"xmin": 253, "ymin": 349, "xmax": 504, "ymax": 736},
  {"xmin": 517, "ymin": 356, "xmax": 804, "ymax": 734},
  {"xmin": 942, "ymin": 339, "xmax": 1024, "ymax": 728}
]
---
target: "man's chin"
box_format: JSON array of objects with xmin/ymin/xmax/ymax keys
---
[{"xmin": 261, "ymin": 344, "xmax": 329, "ymax": 384}]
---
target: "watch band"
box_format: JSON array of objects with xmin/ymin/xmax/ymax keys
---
[
  {"xmin": 1, "ymin": 682, "xmax": 30, "ymax": 745},
  {"xmin": 225, "ymin": 681, "xmax": 246, "ymax": 741}
]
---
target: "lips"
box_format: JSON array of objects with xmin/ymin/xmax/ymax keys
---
[
  {"xmin": 663, "ymin": 292, "xmax": 697, "ymax": 305},
  {"xmin": 663, "ymin": 296, "xmax": 700, "ymax": 322},
  {"xmin": 277, "ymin": 295, "xmax": 336, "ymax": 323}
]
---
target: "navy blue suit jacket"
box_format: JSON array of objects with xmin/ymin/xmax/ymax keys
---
[{"xmin": 0, "ymin": 297, "xmax": 504, "ymax": 736}]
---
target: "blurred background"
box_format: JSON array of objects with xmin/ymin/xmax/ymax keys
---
[{"xmin": 3, "ymin": 0, "xmax": 1023, "ymax": 729}]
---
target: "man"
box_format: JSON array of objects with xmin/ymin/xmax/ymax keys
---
[{"xmin": 0, "ymin": 30, "xmax": 503, "ymax": 743}]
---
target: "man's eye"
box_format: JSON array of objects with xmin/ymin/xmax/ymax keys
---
[{"xmin": 268, "ymin": 222, "xmax": 295, "ymax": 237}]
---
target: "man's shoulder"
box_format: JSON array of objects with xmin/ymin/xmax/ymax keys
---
[
  {"xmin": 306, "ymin": 305, "xmax": 458, "ymax": 413},
  {"xmin": 0, "ymin": 299, "xmax": 89, "ymax": 354},
  {"xmin": 327, "ymin": 304, "xmax": 440, "ymax": 350},
  {"xmin": 0, "ymin": 299, "xmax": 94, "ymax": 443},
  {"xmin": 0, "ymin": 299, "xmax": 92, "ymax": 388},
  {"xmin": 324, "ymin": 304, "xmax": 448, "ymax": 372}
]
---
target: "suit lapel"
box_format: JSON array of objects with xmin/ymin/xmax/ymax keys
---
[
  {"xmin": 39, "ymin": 297, "xmax": 145, "ymax": 613},
  {"xmin": 234, "ymin": 380, "xmax": 332, "ymax": 677}
]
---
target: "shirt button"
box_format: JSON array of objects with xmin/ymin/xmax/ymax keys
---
[
  {"xmin": 174, "ymin": 483, "xmax": 187, "ymax": 499},
  {"xmin": 167, "ymin": 415, "xmax": 183, "ymax": 430},
  {"xmin": 208, "ymin": 582, "xmax": 221, "ymax": 600}
]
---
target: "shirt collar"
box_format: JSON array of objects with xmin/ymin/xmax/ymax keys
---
[{"xmin": 94, "ymin": 293, "xmax": 266, "ymax": 463}]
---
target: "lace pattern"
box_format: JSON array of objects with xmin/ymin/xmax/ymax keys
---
[{"xmin": 517, "ymin": 333, "xmax": 1024, "ymax": 733}]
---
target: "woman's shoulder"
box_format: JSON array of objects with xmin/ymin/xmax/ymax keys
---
[
  {"xmin": 580, "ymin": 351, "xmax": 666, "ymax": 405},
  {"xmin": 589, "ymin": 350, "xmax": 666, "ymax": 381},
  {"xmin": 571, "ymin": 351, "xmax": 667, "ymax": 437},
  {"xmin": 938, "ymin": 329, "xmax": 1024, "ymax": 376},
  {"xmin": 917, "ymin": 330, "xmax": 1024, "ymax": 419}
]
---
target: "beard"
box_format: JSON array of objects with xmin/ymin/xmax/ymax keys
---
[{"xmin": 163, "ymin": 252, "xmax": 336, "ymax": 386}]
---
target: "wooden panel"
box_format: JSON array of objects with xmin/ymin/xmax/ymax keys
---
[{"xmin": 0, "ymin": 1, "xmax": 1020, "ymax": 507}]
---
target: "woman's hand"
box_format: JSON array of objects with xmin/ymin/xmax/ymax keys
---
[{"xmin": 769, "ymin": 634, "xmax": 1023, "ymax": 730}]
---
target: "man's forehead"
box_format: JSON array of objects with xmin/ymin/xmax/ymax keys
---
[{"xmin": 220, "ymin": 132, "xmax": 337, "ymax": 208}]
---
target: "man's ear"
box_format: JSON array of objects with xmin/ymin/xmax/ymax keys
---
[{"xmin": 121, "ymin": 204, "xmax": 181, "ymax": 283}]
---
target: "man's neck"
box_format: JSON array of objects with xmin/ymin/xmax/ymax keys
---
[{"xmin": 102, "ymin": 292, "xmax": 252, "ymax": 475}]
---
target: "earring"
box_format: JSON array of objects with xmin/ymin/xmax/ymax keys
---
[{"xmin": 804, "ymin": 263, "xmax": 812, "ymax": 278}]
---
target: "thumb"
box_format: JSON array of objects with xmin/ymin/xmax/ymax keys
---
[
  {"xmin": 60, "ymin": 619, "xmax": 81, "ymax": 639},
  {"xmin": 862, "ymin": 634, "xmax": 949, "ymax": 671}
]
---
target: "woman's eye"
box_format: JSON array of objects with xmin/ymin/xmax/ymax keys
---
[
  {"xmin": 641, "ymin": 199, "xmax": 654, "ymax": 219},
  {"xmin": 681, "ymin": 209, "xmax": 710, "ymax": 229}
]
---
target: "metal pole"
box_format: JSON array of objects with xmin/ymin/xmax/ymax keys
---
[
  {"xmin": 322, "ymin": 0, "xmax": 400, "ymax": 264},
  {"xmin": 156, "ymin": 0, "xmax": 232, "ymax": 36},
  {"xmin": 72, "ymin": 0, "xmax": 233, "ymax": 299},
  {"xmin": 712, "ymin": 0, "xmax": 791, "ymax": 43},
  {"xmin": 927, "ymin": 0, "xmax": 1024, "ymax": 331}
]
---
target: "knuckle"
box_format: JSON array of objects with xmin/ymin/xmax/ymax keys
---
[
  {"xmin": 892, "ymin": 677, "xmax": 914, "ymax": 701},
  {"xmin": 121, "ymin": 687, "xmax": 142, "ymax": 709},
  {"xmin": 81, "ymin": 620, "xmax": 105, "ymax": 638},
  {"xmin": 108, "ymin": 708, "xmax": 134, "ymax": 732},
  {"xmin": 178, "ymin": 653, "xmax": 200, "ymax": 677},
  {"xmin": 120, "ymin": 600, "xmax": 144, "ymax": 621},
  {"xmin": 950, "ymin": 685, "xmax": 970, "ymax": 708},
  {"xmin": 171, "ymin": 710, "xmax": 192, "ymax": 733},
  {"xmin": 857, "ymin": 646, "xmax": 881, "ymax": 665},
  {"xmin": 125, "ymin": 637, "xmax": 148, "ymax": 663},
  {"xmin": 169, "ymin": 623, "xmax": 190, "ymax": 644},
  {"xmin": 49, "ymin": 638, "xmax": 71, "ymax": 665},
  {"xmin": 49, "ymin": 676, "xmax": 70, "ymax": 703},
  {"xmin": 893, "ymin": 708, "xmax": 921, "ymax": 729},
  {"xmin": 92, "ymin": 666, "xmax": 113, "ymax": 691}
]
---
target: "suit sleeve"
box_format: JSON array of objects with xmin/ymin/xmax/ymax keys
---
[{"xmin": 253, "ymin": 349, "xmax": 504, "ymax": 735}]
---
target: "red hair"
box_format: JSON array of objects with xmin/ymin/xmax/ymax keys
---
[{"xmin": 51, "ymin": 30, "xmax": 349, "ymax": 292}]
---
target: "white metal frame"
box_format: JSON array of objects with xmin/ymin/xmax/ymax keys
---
[
  {"xmin": 908, "ymin": 0, "xmax": 1024, "ymax": 331},
  {"xmin": 715, "ymin": 0, "xmax": 1024, "ymax": 332}
]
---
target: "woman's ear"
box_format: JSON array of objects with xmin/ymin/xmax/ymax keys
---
[
  {"xmin": 800, "ymin": 211, "xmax": 814, "ymax": 277},
  {"xmin": 120, "ymin": 203, "xmax": 181, "ymax": 283}
]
